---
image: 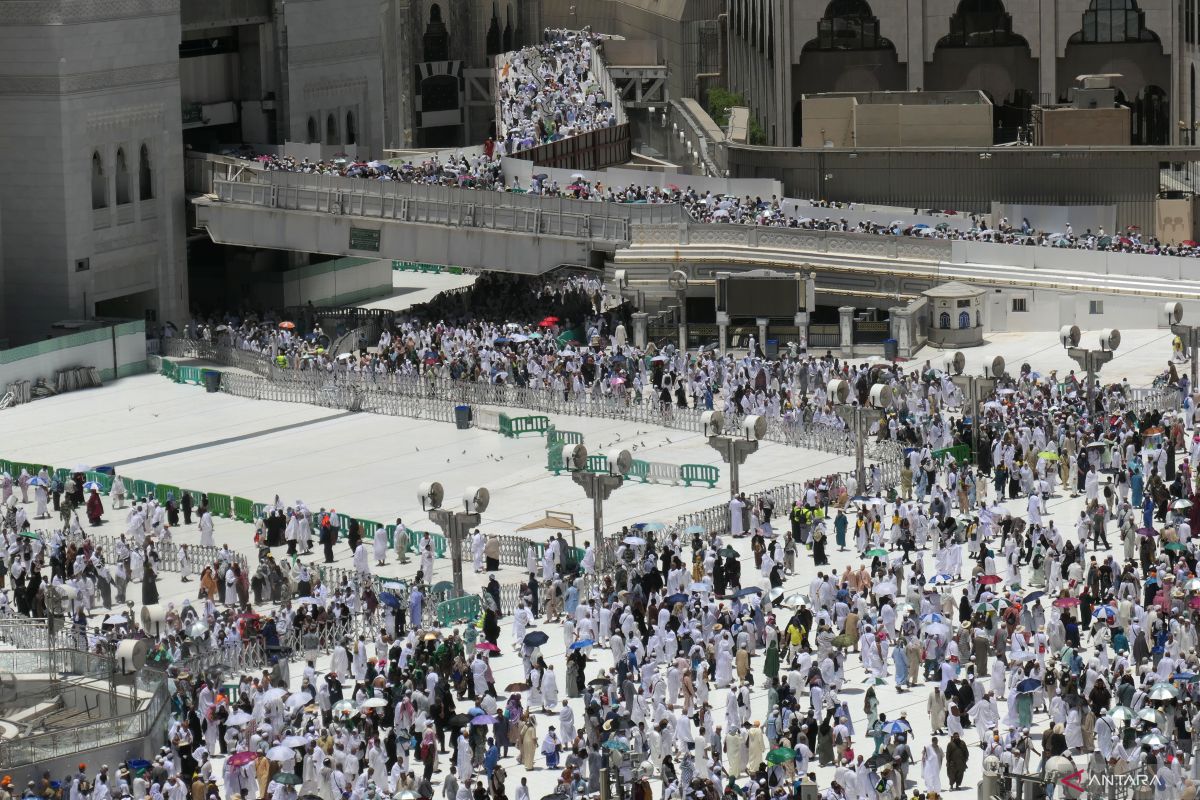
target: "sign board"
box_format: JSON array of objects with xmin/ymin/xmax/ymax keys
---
[{"xmin": 349, "ymin": 228, "xmax": 380, "ymax": 252}]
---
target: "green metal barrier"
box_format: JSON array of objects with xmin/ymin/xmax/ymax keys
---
[
  {"xmin": 932, "ymin": 445, "xmax": 971, "ymax": 464},
  {"xmin": 586, "ymin": 454, "xmax": 609, "ymax": 473},
  {"xmin": 627, "ymin": 459, "xmax": 650, "ymax": 483},
  {"xmin": 359, "ymin": 519, "xmax": 382, "ymax": 541},
  {"xmin": 175, "ymin": 366, "xmax": 204, "ymax": 385},
  {"xmin": 546, "ymin": 427, "xmax": 584, "ymax": 450},
  {"xmin": 160, "ymin": 360, "xmax": 178, "ymax": 380},
  {"xmin": 233, "ymin": 496, "xmax": 255, "ymax": 523},
  {"xmin": 155, "ymin": 483, "xmax": 180, "ymax": 504},
  {"xmin": 207, "ymin": 493, "xmax": 232, "ymax": 518},
  {"xmin": 437, "ymin": 595, "xmax": 481, "ymax": 627},
  {"xmin": 86, "ymin": 471, "xmax": 113, "ymax": 493},
  {"xmin": 546, "ymin": 448, "xmax": 567, "ymax": 475},
  {"xmin": 499, "ymin": 414, "xmax": 549, "ymax": 438},
  {"xmin": 432, "ymin": 533, "xmax": 447, "ymax": 558},
  {"xmin": 252, "ymin": 502, "xmax": 269, "ymax": 520},
  {"xmin": 130, "ymin": 479, "xmax": 157, "ymax": 501},
  {"xmin": 681, "ymin": 464, "xmax": 720, "ymax": 488}
]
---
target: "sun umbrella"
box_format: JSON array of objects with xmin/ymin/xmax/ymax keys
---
[
  {"xmin": 1166, "ymin": 542, "xmax": 1187, "ymax": 551},
  {"xmin": 279, "ymin": 321, "xmax": 296, "ymax": 330},
  {"xmin": 476, "ymin": 642, "xmax": 500, "ymax": 652},
  {"xmin": 448, "ymin": 714, "xmax": 471, "ymax": 728},
  {"xmin": 1137, "ymin": 708, "xmax": 1160, "ymax": 723},
  {"xmin": 977, "ymin": 574, "xmax": 1002, "ymax": 585},
  {"xmin": 285, "ymin": 692, "xmax": 312, "ymax": 711},
  {"xmin": 331, "ymin": 699, "xmax": 358, "ymax": 719},
  {"xmin": 928, "ymin": 574, "xmax": 955, "ymax": 586},
  {"xmin": 1172, "ymin": 498, "xmax": 1194, "ymax": 511},
  {"xmin": 1140, "ymin": 734, "xmax": 1169, "ymax": 748},
  {"xmin": 687, "ymin": 581, "xmax": 710, "ymax": 593},
  {"xmin": 524, "ymin": 631, "xmax": 549, "ymax": 647},
  {"xmin": 1092, "ymin": 605, "xmax": 1117, "ymax": 620},
  {"xmin": 923, "ymin": 622, "xmax": 950, "ymax": 636},
  {"xmin": 1024, "ymin": 591, "xmax": 1045, "ymax": 603},
  {"xmin": 104, "ymin": 614, "xmax": 128, "ymax": 625},
  {"xmin": 1138, "ymin": 527, "xmax": 1158, "ymax": 537},
  {"xmin": 1052, "ymin": 597, "xmax": 1080, "ymax": 608},
  {"xmin": 1016, "ymin": 678, "xmax": 1042, "ymax": 693},
  {"xmin": 360, "ymin": 698, "xmax": 387, "ymax": 710},
  {"xmin": 271, "ymin": 773, "xmax": 301, "ymax": 786},
  {"xmin": 783, "ymin": 592, "xmax": 807, "ymax": 607},
  {"xmin": 1037, "ymin": 451, "xmax": 1059, "ymax": 461},
  {"xmin": 470, "ymin": 715, "xmax": 499, "ymax": 725},
  {"xmin": 865, "ymin": 548, "xmax": 888, "ymax": 558},
  {"xmin": 920, "ymin": 613, "xmax": 946, "ymax": 623},
  {"xmin": 1109, "ymin": 706, "xmax": 1136, "ymax": 721},
  {"xmin": 379, "ymin": 592, "xmax": 403, "ymax": 610},
  {"xmin": 281, "ymin": 735, "xmax": 309, "ymax": 748},
  {"xmin": 570, "ymin": 639, "xmax": 595, "ymax": 650},
  {"xmin": 665, "ymin": 593, "xmax": 689, "ymax": 605},
  {"xmin": 82, "ymin": 481, "xmax": 102, "ymax": 491},
  {"xmin": 640, "ymin": 522, "xmax": 667, "ymax": 532},
  {"xmin": 396, "ymin": 793, "xmax": 420, "ymax": 800},
  {"xmin": 684, "ymin": 525, "xmax": 705, "ymax": 535},
  {"xmin": 467, "ymin": 706, "xmax": 485, "ymax": 716},
  {"xmin": 28, "ymin": 476, "xmax": 48, "ymax": 487},
  {"xmin": 734, "ymin": 587, "xmax": 763, "ymax": 598},
  {"xmin": 227, "ymin": 751, "xmax": 257, "ymax": 768},
  {"xmin": 881, "ymin": 720, "xmax": 912, "ymax": 734},
  {"xmin": 623, "ymin": 536, "xmax": 646, "ymax": 546},
  {"xmin": 266, "ymin": 745, "xmax": 294, "ymax": 761},
  {"xmin": 767, "ymin": 747, "xmax": 796, "ymax": 765},
  {"xmin": 227, "ymin": 710, "xmax": 255, "ymax": 726},
  {"xmin": 505, "ymin": 682, "xmax": 531, "ymax": 692},
  {"xmin": 603, "ymin": 739, "xmax": 630, "ymax": 751},
  {"xmin": 1149, "ymin": 682, "xmax": 1181, "ymax": 699},
  {"xmin": 72, "ymin": 463, "xmax": 89, "ymax": 473}
]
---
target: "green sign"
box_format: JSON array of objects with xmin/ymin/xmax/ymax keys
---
[{"xmin": 349, "ymin": 228, "xmax": 380, "ymax": 252}]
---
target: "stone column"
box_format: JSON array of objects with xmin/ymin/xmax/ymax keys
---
[
  {"xmin": 717, "ymin": 311, "xmax": 730, "ymax": 354},
  {"xmin": 631, "ymin": 313, "xmax": 649, "ymax": 349},
  {"xmin": 839, "ymin": 306, "xmax": 856, "ymax": 357},
  {"xmin": 805, "ymin": 271, "xmax": 817, "ymax": 313},
  {"xmin": 892, "ymin": 307, "xmax": 913, "ymax": 357},
  {"xmin": 757, "ymin": 317, "xmax": 769, "ymax": 358},
  {"xmin": 795, "ymin": 311, "xmax": 809, "ymax": 352}
]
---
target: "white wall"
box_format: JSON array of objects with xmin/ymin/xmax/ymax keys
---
[{"xmin": 0, "ymin": 321, "xmax": 148, "ymax": 389}]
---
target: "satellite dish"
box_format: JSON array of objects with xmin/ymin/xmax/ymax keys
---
[
  {"xmin": 827, "ymin": 379, "xmax": 850, "ymax": 404},
  {"xmin": 700, "ymin": 410, "xmax": 725, "ymax": 436},
  {"xmin": 667, "ymin": 270, "xmax": 689, "ymax": 291},
  {"xmin": 561, "ymin": 444, "xmax": 588, "ymax": 472},
  {"xmin": 115, "ymin": 638, "xmax": 149, "ymax": 673},
  {"xmin": 606, "ymin": 448, "xmax": 633, "ymax": 476},
  {"xmin": 951, "ymin": 351, "xmax": 966, "ymax": 376},
  {"xmin": 141, "ymin": 603, "xmax": 167, "ymax": 636},
  {"xmin": 1099, "ymin": 328, "xmax": 1121, "ymax": 351},
  {"xmin": 418, "ymin": 481, "xmax": 444, "ymax": 510},
  {"xmin": 463, "ymin": 486, "xmax": 490, "ymax": 514},
  {"xmin": 869, "ymin": 384, "xmax": 894, "ymax": 409},
  {"xmin": 1166, "ymin": 302, "xmax": 1184, "ymax": 325},
  {"xmin": 991, "ymin": 356, "xmax": 1006, "ymax": 378},
  {"xmin": 742, "ymin": 415, "xmax": 767, "ymax": 441},
  {"xmin": 1059, "ymin": 324, "xmax": 1081, "ymax": 348}
]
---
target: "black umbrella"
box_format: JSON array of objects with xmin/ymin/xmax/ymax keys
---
[
  {"xmin": 448, "ymin": 713, "xmax": 471, "ymax": 728},
  {"xmin": 524, "ymin": 630, "xmax": 549, "ymax": 647}
]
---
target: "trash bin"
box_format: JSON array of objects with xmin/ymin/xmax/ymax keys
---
[
  {"xmin": 883, "ymin": 338, "xmax": 898, "ymax": 361},
  {"xmin": 454, "ymin": 405, "xmax": 472, "ymax": 430},
  {"xmin": 202, "ymin": 369, "xmax": 222, "ymax": 393},
  {"xmin": 765, "ymin": 338, "xmax": 779, "ymax": 358}
]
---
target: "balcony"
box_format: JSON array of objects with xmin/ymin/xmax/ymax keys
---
[
  {"xmin": 180, "ymin": 0, "xmax": 271, "ymax": 31},
  {"xmin": 182, "ymin": 100, "xmax": 238, "ymax": 130}
]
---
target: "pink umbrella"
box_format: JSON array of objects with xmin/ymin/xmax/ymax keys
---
[
  {"xmin": 1053, "ymin": 597, "xmax": 1080, "ymax": 608},
  {"xmin": 609, "ymin": 376, "xmax": 625, "ymax": 386},
  {"xmin": 227, "ymin": 751, "xmax": 257, "ymax": 768},
  {"xmin": 476, "ymin": 642, "xmax": 500, "ymax": 652}
]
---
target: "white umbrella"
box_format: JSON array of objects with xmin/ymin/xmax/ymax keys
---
[
  {"xmin": 623, "ymin": 536, "xmax": 646, "ymax": 546},
  {"xmin": 265, "ymin": 745, "xmax": 294, "ymax": 761},
  {"xmin": 281, "ymin": 735, "xmax": 309, "ymax": 748},
  {"xmin": 284, "ymin": 692, "xmax": 312, "ymax": 711},
  {"xmin": 261, "ymin": 687, "xmax": 287, "ymax": 703},
  {"xmin": 104, "ymin": 614, "xmax": 128, "ymax": 625},
  {"xmin": 227, "ymin": 710, "xmax": 255, "ymax": 726},
  {"xmin": 923, "ymin": 622, "xmax": 950, "ymax": 636},
  {"xmin": 72, "ymin": 463, "xmax": 89, "ymax": 473},
  {"xmin": 360, "ymin": 697, "xmax": 388, "ymax": 710}
]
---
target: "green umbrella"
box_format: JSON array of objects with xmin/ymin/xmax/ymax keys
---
[
  {"xmin": 1037, "ymin": 451, "xmax": 1059, "ymax": 461},
  {"xmin": 1109, "ymin": 706, "xmax": 1136, "ymax": 722},
  {"xmin": 271, "ymin": 774, "xmax": 301, "ymax": 786},
  {"xmin": 1166, "ymin": 542, "xmax": 1187, "ymax": 551},
  {"xmin": 767, "ymin": 747, "xmax": 796, "ymax": 765},
  {"xmin": 866, "ymin": 548, "xmax": 888, "ymax": 558},
  {"xmin": 18, "ymin": 531, "xmax": 40, "ymax": 540}
]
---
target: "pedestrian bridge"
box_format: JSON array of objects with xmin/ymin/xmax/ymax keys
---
[{"xmin": 193, "ymin": 170, "xmax": 1200, "ymax": 308}]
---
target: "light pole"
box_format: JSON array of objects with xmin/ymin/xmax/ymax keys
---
[
  {"xmin": 419, "ymin": 481, "xmax": 490, "ymax": 598},
  {"xmin": 703, "ymin": 411, "xmax": 766, "ymax": 498},
  {"xmin": 1061, "ymin": 324, "xmax": 1121, "ymax": 414},
  {"xmin": 1166, "ymin": 302, "xmax": 1200, "ymax": 390},
  {"xmin": 669, "ymin": 269, "xmax": 688, "ymax": 352},
  {"xmin": 945, "ymin": 351, "xmax": 1006, "ymax": 464},
  {"xmin": 561, "ymin": 444, "xmax": 631, "ymax": 572},
  {"xmin": 828, "ymin": 379, "xmax": 892, "ymax": 494}
]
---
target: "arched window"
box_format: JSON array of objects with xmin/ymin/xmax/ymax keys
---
[
  {"xmin": 326, "ymin": 113, "xmax": 338, "ymax": 144},
  {"xmin": 1069, "ymin": 0, "xmax": 1158, "ymax": 43},
  {"xmin": 346, "ymin": 111, "xmax": 357, "ymax": 145},
  {"xmin": 503, "ymin": 4, "xmax": 514, "ymax": 52},
  {"xmin": 959, "ymin": 311, "xmax": 971, "ymax": 329},
  {"xmin": 91, "ymin": 151, "xmax": 107, "ymax": 209},
  {"xmin": 424, "ymin": 3, "xmax": 450, "ymax": 62},
  {"xmin": 485, "ymin": 3, "xmax": 502, "ymax": 56},
  {"xmin": 938, "ymin": 0, "xmax": 1028, "ymax": 48},
  {"xmin": 139, "ymin": 144, "xmax": 153, "ymax": 200},
  {"xmin": 114, "ymin": 147, "xmax": 131, "ymax": 205},
  {"xmin": 809, "ymin": 0, "xmax": 892, "ymax": 50},
  {"xmin": 939, "ymin": 312, "xmax": 951, "ymax": 329},
  {"xmin": 307, "ymin": 116, "xmax": 318, "ymax": 144}
]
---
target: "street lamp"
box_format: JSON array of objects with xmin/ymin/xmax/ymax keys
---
[
  {"xmin": 1166, "ymin": 301, "xmax": 1199, "ymax": 389},
  {"xmin": 945, "ymin": 351, "xmax": 1007, "ymax": 464},
  {"xmin": 828, "ymin": 378, "xmax": 892, "ymax": 495},
  {"xmin": 562, "ymin": 444, "xmax": 631, "ymax": 573},
  {"xmin": 1061, "ymin": 324, "xmax": 1121, "ymax": 413},
  {"xmin": 419, "ymin": 481, "xmax": 490, "ymax": 598},
  {"xmin": 669, "ymin": 269, "xmax": 688, "ymax": 352},
  {"xmin": 703, "ymin": 411, "xmax": 766, "ymax": 498}
]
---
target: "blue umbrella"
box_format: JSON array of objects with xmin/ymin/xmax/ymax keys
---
[
  {"xmin": 569, "ymin": 640, "xmax": 595, "ymax": 650},
  {"xmin": 1017, "ymin": 678, "xmax": 1042, "ymax": 693},
  {"xmin": 665, "ymin": 593, "xmax": 688, "ymax": 605},
  {"xmin": 881, "ymin": 720, "xmax": 911, "ymax": 734},
  {"xmin": 1174, "ymin": 672, "xmax": 1198, "ymax": 682},
  {"xmin": 603, "ymin": 739, "xmax": 630, "ymax": 751},
  {"xmin": 734, "ymin": 587, "xmax": 763, "ymax": 598},
  {"xmin": 467, "ymin": 706, "xmax": 485, "ymax": 716},
  {"xmin": 684, "ymin": 525, "xmax": 705, "ymax": 535},
  {"xmin": 379, "ymin": 592, "xmax": 403, "ymax": 610},
  {"xmin": 28, "ymin": 477, "xmax": 48, "ymax": 487},
  {"xmin": 919, "ymin": 613, "xmax": 945, "ymax": 623},
  {"xmin": 638, "ymin": 522, "xmax": 667, "ymax": 532},
  {"xmin": 1024, "ymin": 591, "xmax": 1045, "ymax": 603},
  {"xmin": 927, "ymin": 574, "xmax": 954, "ymax": 586},
  {"xmin": 82, "ymin": 481, "xmax": 102, "ymax": 491},
  {"xmin": 524, "ymin": 631, "xmax": 549, "ymax": 647},
  {"xmin": 470, "ymin": 715, "xmax": 498, "ymax": 725},
  {"xmin": 1092, "ymin": 605, "xmax": 1117, "ymax": 620}
]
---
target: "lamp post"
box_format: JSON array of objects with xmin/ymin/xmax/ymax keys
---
[
  {"xmin": 561, "ymin": 444, "xmax": 631, "ymax": 573},
  {"xmin": 945, "ymin": 351, "xmax": 1007, "ymax": 465},
  {"xmin": 669, "ymin": 270, "xmax": 688, "ymax": 352},
  {"xmin": 419, "ymin": 482, "xmax": 490, "ymax": 598},
  {"xmin": 1061, "ymin": 324, "xmax": 1120, "ymax": 414},
  {"xmin": 702, "ymin": 411, "xmax": 766, "ymax": 498},
  {"xmin": 828, "ymin": 379, "xmax": 891, "ymax": 494},
  {"xmin": 1167, "ymin": 302, "xmax": 1200, "ymax": 390}
]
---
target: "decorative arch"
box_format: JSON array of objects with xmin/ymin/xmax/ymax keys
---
[
  {"xmin": 486, "ymin": 3, "xmax": 501, "ymax": 56},
  {"xmin": 346, "ymin": 110, "xmax": 357, "ymax": 145},
  {"xmin": 307, "ymin": 116, "xmax": 318, "ymax": 144},
  {"xmin": 806, "ymin": 0, "xmax": 892, "ymax": 51},
  {"xmin": 503, "ymin": 3, "xmax": 514, "ymax": 52},
  {"xmin": 424, "ymin": 3, "xmax": 450, "ymax": 62},
  {"xmin": 139, "ymin": 144, "xmax": 153, "ymax": 200},
  {"xmin": 937, "ymin": 0, "xmax": 1028, "ymax": 48},
  {"xmin": 325, "ymin": 113, "xmax": 337, "ymax": 145},
  {"xmin": 91, "ymin": 151, "xmax": 107, "ymax": 210},
  {"xmin": 114, "ymin": 147, "xmax": 131, "ymax": 205},
  {"xmin": 1067, "ymin": 0, "xmax": 1159, "ymax": 44},
  {"xmin": 939, "ymin": 312, "xmax": 951, "ymax": 329},
  {"xmin": 958, "ymin": 311, "xmax": 971, "ymax": 329}
]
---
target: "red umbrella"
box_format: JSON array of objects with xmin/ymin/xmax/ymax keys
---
[
  {"xmin": 228, "ymin": 751, "xmax": 257, "ymax": 768},
  {"xmin": 1053, "ymin": 597, "xmax": 1080, "ymax": 608},
  {"xmin": 977, "ymin": 574, "xmax": 1002, "ymax": 585},
  {"xmin": 666, "ymin": 183, "xmax": 681, "ymax": 191},
  {"xmin": 476, "ymin": 642, "xmax": 500, "ymax": 652},
  {"xmin": 278, "ymin": 321, "xmax": 296, "ymax": 330}
]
